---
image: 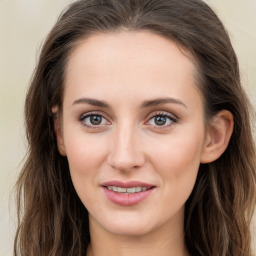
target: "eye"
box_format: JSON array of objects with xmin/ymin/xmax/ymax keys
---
[
  {"xmin": 79, "ymin": 112, "xmax": 110, "ymax": 128},
  {"xmin": 146, "ymin": 112, "xmax": 177, "ymax": 128}
]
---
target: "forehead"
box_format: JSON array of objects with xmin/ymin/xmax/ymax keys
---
[
  {"xmin": 64, "ymin": 31, "xmax": 202, "ymax": 110},
  {"xmin": 66, "ymin": 30, "xmax": 197, "ymax": 79}
]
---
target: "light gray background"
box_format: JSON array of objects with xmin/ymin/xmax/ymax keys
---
[{"xmin": 0, "ymin": 0, "xmax": 255, "ymax": 255}]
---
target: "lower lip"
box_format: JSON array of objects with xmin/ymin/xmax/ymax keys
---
[{"xmin": 102, "ymin": 187, "xmax": 155, "ymax": 206}]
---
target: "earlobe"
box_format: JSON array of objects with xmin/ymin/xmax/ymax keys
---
[
  {"xmin": 200, "ymin": 110, "xmax": 234, "ymax": 164},
  {"xmin": 52, "ymin": 107, "xmax": 67, "ymax": 156}
]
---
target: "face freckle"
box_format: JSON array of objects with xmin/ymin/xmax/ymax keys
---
[{"xmin": 59, "ymin": 31, "xmax": 208, "ymax": 238}]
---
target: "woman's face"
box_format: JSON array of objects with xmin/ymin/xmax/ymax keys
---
[{"xmin": 58, "ymin": 31, "xmax": 209, "ymax": 237}]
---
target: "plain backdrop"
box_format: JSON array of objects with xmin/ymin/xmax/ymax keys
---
[{"xmin": 0, "ymin": 0, "xmax": 255, "ymax": 255}]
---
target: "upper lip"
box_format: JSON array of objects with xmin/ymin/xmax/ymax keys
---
[{"xmin": 101, "ymin": 180, "xmax": 155, "ymax": 188}]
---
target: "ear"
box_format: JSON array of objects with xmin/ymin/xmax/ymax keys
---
[
  {"xmin": 200, "ymin": 110, "xmax": 234, "ymax": 164},
  {"xmin": 52, "ymin": 106, "xmax": 67, "ymax": 156}
]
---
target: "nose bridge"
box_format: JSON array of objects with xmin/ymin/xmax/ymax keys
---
[{"xmin": 107, "ymin": 121, "xmax": 145, "ymax": 171}]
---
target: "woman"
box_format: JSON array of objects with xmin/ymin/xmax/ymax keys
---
[{"xmin": 14, "ymin": 0, "xmax": 256, "ymax": 255}]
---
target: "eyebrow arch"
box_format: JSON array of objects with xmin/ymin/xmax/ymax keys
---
[
  {"xmin": 141, "ymin": 97, "xmax": 187, "ymax": 108},
  {"xmin": 72, "ymin": 97, "xmax": 109, "ymax": 108}
]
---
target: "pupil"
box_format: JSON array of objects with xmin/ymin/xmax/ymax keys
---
[
  {"xmin": 155, "ymin": 116, "xmax": 166, "ymax": 126},
  {"xmin": 90, "ymin": 115, "xmax": 102, "ymax": 125}
]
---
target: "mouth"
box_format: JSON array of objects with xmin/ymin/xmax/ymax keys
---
[
  {"xmin": 104, "ymin": 186, "xmax": 153, "ymax": 194},
  {"xmin": 101, "ymin": 181, "xmax": 156, "ymax": 206}
]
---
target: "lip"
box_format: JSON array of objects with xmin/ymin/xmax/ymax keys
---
[
  {"xmin": 101, "ymin": 180, "xmax": 156, "ymax": 206},
  {"xmin": 101, "ymin": 180, "xmax": 154, "ymax": 188}
]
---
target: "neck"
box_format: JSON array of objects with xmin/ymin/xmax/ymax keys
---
[{"xmin": 87, "ymin": 213, "xmax": 189, "ymax": 256}]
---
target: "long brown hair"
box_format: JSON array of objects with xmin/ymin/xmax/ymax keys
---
[{"xmin": 14, "ymin": 0, "xmax": 256, "ymax": 255}]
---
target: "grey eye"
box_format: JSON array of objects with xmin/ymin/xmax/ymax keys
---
[
  {"xmin": 154, "ymin": 116, "xmax": 167, "ymax": 126},
  {"xmin": 80, "ymin": 114, "xmax": 109, "ymax": 127},
  {"xmin": 89, "ymin": 115, "xmax": 102, "ymax": 125},
  {"xmin": 148, "ymin": 114, "xmax": 173, "ymax": 127}
]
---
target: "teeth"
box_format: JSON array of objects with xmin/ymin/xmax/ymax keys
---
[
  {"xmin": 127, "ymin": 187, "xmax": 136, "ymax": 193},
  {"xmin": 135, "ymin": 187, "xmax": 141, "ymax": 192},
  {"xmin": 107, "ymin": 186, "xmax": 150, "ymax": 194},
  {"xmin": 118, "ymin": 187, "xmax": 126, "ymax": 193}
]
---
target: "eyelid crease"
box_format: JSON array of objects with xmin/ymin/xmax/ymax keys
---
[{"xmin": 146, "ymin": 111, "xmax": 178, "ymax": 121}]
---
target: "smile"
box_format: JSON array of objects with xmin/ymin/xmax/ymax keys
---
[
  {"xmin": 101, "ymin": 181, "xmax": 156, "ymax": 206},
  {"xmin": 106, "ymin": 186, "xmax": 150, "ymax": 194}
]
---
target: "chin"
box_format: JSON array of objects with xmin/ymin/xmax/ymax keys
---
[
  {"xmin": 91, "ymin": 211, "xmax": 163, "ymax": 237},
  {"xmin": 107, "ymin": 223, "xmax": 155, "ymax": 237}
]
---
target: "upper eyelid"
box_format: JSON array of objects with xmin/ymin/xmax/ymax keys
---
[
  {"xmin": 144, "ymin": 111, "xmax": 178, "ymax": 127},
  {"xmin": 78, "ymin": 110, "xmax": 178, "ymax": 124},
  {"xmin": 144, "ymin": 112, "xmax": 179, "ymax": 132},
  {"xmin": 79, "ymin": 112, "xmax": 112, "ymax": 128},
  {"xmin": 80, "ymin": 111, "xmax": 110, "ymax": 120},
  {"xmin": 146, "ymin": 111, "xmax": 177, "ymax": 120}
]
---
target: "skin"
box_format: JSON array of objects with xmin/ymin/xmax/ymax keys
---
[{"xmin": 54, "ymin": 31, "xmax": 233, "ymax": 256}]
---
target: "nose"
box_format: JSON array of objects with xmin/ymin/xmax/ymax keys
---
[{"xmin": 107, "ymin": 124, "xmax": 146, "ymax": 172}]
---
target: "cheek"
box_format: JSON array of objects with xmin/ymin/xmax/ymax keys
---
[
  {"xmin": 150, "ymin": 131, "xmax": 204, "ymax": 196},
  {"xmin": 152, "ymin": 134, "xmax": 203, "ymax": 170},
  {"xmin": 64, "ymin": 135, "xmax": 106, "ymax": 213},
  {"xmin": 64, "ymin": 129, "xmax": 107, "ymax": 173},
  {"xmin": 63, "ymin": 131, "xmax": 108, "ymax": 199}
]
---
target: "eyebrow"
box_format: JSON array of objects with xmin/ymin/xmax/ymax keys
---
[
  {"xmin": 141, "ymin": 97, "xmax": 187, "ymax": 108},
  {"xmin": 72, "ymin": 97, "xmax": 187, "ymax": 108},
  {"xmin": 72, "ymin": 97, "xmax": 109, "ymax": 107}
]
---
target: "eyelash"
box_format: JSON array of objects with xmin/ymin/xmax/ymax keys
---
[
  {"xmin": 79, "ymin": 111, "xmax": 177, "ymax": 130},
  {"xmin": 145, "ymin": 112, "xmax": 177, "ymax": 129},
  {"xmin": 79, "ymin": 111, "xmax": 111, "ymax": 129}
]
